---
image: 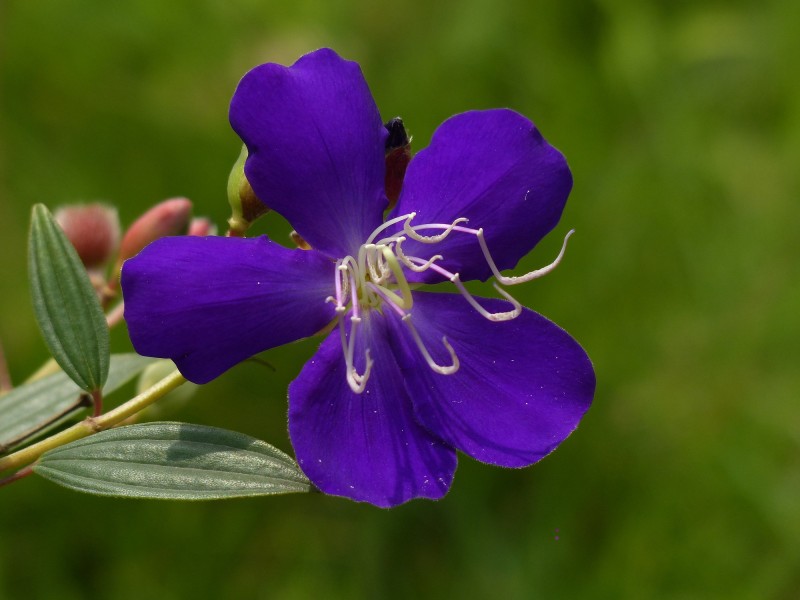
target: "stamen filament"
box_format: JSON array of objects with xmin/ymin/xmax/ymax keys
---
[
  {"xmin": 367, "ymin": 283, "xmax": 407, "ymax": 317},
  {"xmin": 366, "ymin": 212, "xmax": 416, "ymax": 245},
  {"xmin": 402, "ymin": 315, "xmax": 459, "ymax": 375}
]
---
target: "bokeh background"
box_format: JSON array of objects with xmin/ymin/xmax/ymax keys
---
[{"xmin": 1, "ymin": 0, "xmax": 799, "ymax": 598}]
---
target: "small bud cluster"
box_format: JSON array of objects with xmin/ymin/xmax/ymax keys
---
[{"xmin": 55, "ymin": 197, "xmax": 214, "ymax": 310}]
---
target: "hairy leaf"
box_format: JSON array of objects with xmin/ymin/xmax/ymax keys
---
[
  {"xmin": 34, "ymin": 422, "xmax": 312, "ymax": 499},
  {"xmin": 28, "ymin": 204, "xmax": 110, "ymax": 391}
]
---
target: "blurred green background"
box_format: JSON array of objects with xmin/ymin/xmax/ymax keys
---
[{"xmin": 1, "ymin": 0, "xmax": 799, "ymax": 598}]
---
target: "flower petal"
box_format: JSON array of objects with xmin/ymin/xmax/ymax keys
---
[
  {"xmin": 288, "ymin": 314, "xmax": 457, "ymax": 507},
  {"xmin": 397, "ymin": 292, "xmax": 594, "ymax": 467},
  {"xmin": 229, "ymin": 48, "xmax": 388, "ymax": 258},
  {"xmin": 121, "ymin": 236, "xmax": 336, "ymax": 384},
  {"xmin": 391, "ymin": 109, "xmax": 572, "ymax": 282}
]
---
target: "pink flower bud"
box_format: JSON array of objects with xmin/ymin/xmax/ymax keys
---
[
  {"xmin": 187, "ymin": 217, "xmax": 217, "ymax": 237},
  {"xmin": 54, "ymin": 203, "xmax": 121, "ymax": 269},
  {"xmin": 118, "ymin": 198, "xmax": 192, "ymax": 263}
]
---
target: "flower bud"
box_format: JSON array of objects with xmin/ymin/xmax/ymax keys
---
[
  {"xmin": 187, "ymin": 217, "xmax": 217, "ymax": 237},
  {"xmin": 384, "ymin": 117, "xmax": 412, "ymax": 208},
  {"xmin": 54, "ymin": 203, "xmax": 121, "ymax": 269},
  {"xmin": 227, "ymin": 145, "xmax": 269, "ymax": 236},
  {"xmin": 117, "ymin": 198, "xmax": 192, "ymax": 264}
]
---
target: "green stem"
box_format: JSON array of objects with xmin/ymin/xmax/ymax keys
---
[{"xmin": 0, "ymin": 369, "xmax": 186, "ymax": 475}]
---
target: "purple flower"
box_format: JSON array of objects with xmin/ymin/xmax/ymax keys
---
[{"xmin": 121, "ymin": 48, "xmax": 595, "ymax": 507}]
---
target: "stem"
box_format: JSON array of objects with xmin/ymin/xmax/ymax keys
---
[
  {"xmin": 91, "ymin": 388, "xmax": 103, "ymax": 417},
  {"xmin": 0, "ymin": 339, "xmax": 11, "ymax": 394},
  {"xmin": 0, "ymin": 369, "xmax": 186, "ymax": 475},
  {"xmin": 0, "ymin": 466, "xmax": 33, "ymax": 488},
  {"xmin": 1, "ymin": 394, "xmax": 92, "ymax": 453}
]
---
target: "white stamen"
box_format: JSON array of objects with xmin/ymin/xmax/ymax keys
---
[
  {"xmin": 402, "ymin": 314, "xmax": 460, "ymax": 375},
  {"xmin": 407, "ymin": 257, "xmax": 522, "ymax": 321},
  {"xmin": 394, "ymin": 237, "xmax": 443, "ymax": 272},
  {"xmin": 366, "ymin": 212, "xmax": 416, "ymax": 245},
  {"xmin": 341, "ymin": 316, "xmax": 373, "ymax": 394},
  {"xmin": 331, "ymin": 214, "xmax": 575, "ymax": 390},
  {"xmin": 404, "ymin": 217, "xmax": 468, "ymax": 244},
  {"xmin": 365, "ymin": 245, "xmax": 384, "ymax": 283},
  {"xmin": 367, "ymin": 283, "xmax": 407, "ymax": 317},
  {"xmin": 477, "ymin": 228, "xmax": 575, "ymax": 285},
  {"xmin": 451, "ymin": 276, "xmax": 522, "ymax": 322}
]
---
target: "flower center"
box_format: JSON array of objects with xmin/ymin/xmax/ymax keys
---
[{"xmin": 327, "ymin": 213, "xmax": 573, "ymax": 393}]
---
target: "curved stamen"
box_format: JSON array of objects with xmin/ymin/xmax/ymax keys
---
[
  {"xmin": 478, "ymin": 228, "xmax": 574, "ymax": 285},
  {"xmin": 366, "ymin": 212, "xmax": 416, "ymax": 245},
  {"xmin": 451, "ymin": 276, "xmax": 522, "ymax": 322},
  {"xmin": 365, "ymin": 245, "xmax": 384, "ymax": 283},
  {"xmin": 330, "ymin": 259, "xmax": 346, "ymax": 308},
  {"xmin": 404, "ymin": 217, "xmax": 468, "ymax": 244},
  {"xmin": 341, "ymin": 315, "xmax": 373, "ymax": 394},
  {"xmin": 395, "ymin": 237, "xmax": 443, "ymax": 272},
  {"xmin": 407, "ymin": 257, "xmax": 521, "ymax": 321},
  {"xmin": 401, "ymin": 314, "xmax": 459, "ymax": 375},
  {"xmin": 381, "ymin": 246, "xmax": 413, "ymax": 310}
]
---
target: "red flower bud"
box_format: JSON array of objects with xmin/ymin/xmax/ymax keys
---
[
  {"xmin": 118, "ymin": 198, "xmax": 192, "ymax": 263},
  {"xmin": 54, "ymin": 203, "xmax": 121, "ymax": 269}
]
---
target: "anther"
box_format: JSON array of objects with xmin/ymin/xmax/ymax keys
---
[
  {"xmin": 478, "ymin": 228, "xmax": 574, "ymax": 285},
  {"xmin": 449, "ymin": 275, "xmax": 522, "ymax": 322},
  {"xmin": 340, "ymin": 315, "xmax": 373, "ymax": 394},
  {"xmin": 404, "ymin": 217, "xmax": 468, "ymax": 244},
  {"xmin": 394, "ymin": 237, "xmax": 443, "ymax": 272},
  {"xmin": 406, "ymin": 257, "xmax": 522, "ymax": 321}
]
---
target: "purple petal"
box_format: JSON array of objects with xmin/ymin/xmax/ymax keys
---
[
  {"xmin": 391, "ymin": 109, "xmax": 572, "ymax": 282},
  {"xmin": 121, "ymin": 236, "xmax": 336, "ymax": 384},
  {"xmin": 396, "ymin": 292, "xmax": 594, "ymax": 467},
  {"xmin": 229, "ymin": 48, "xmax": 387, "ymax": 258},
  {"xmin": 288, "ymin": 314, "xmax": 457, "ymax": 507}
]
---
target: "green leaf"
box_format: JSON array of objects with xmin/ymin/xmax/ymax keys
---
[
  {"xmin": 34, "ymin": 422, "xmax": 312, "ymax": 499},
  {"xmin": 0, "ymin": 354, "xmax": 157, "ymax": 451},
  {"xmin": 28, "ymin": 203, "xmax": 110, "ymax": 392}
]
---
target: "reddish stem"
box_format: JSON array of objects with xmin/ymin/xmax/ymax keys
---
[
  {"xmin": 0, "ymin": 339, "xmax": 11, "ymax": 393},
  {"xmin": 0, "ymin": 466, "xmax": 33, "ymax": 488},
  {"xmin": 91, "ymin": 388, "xmax": 104, "ymax": 417}
]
